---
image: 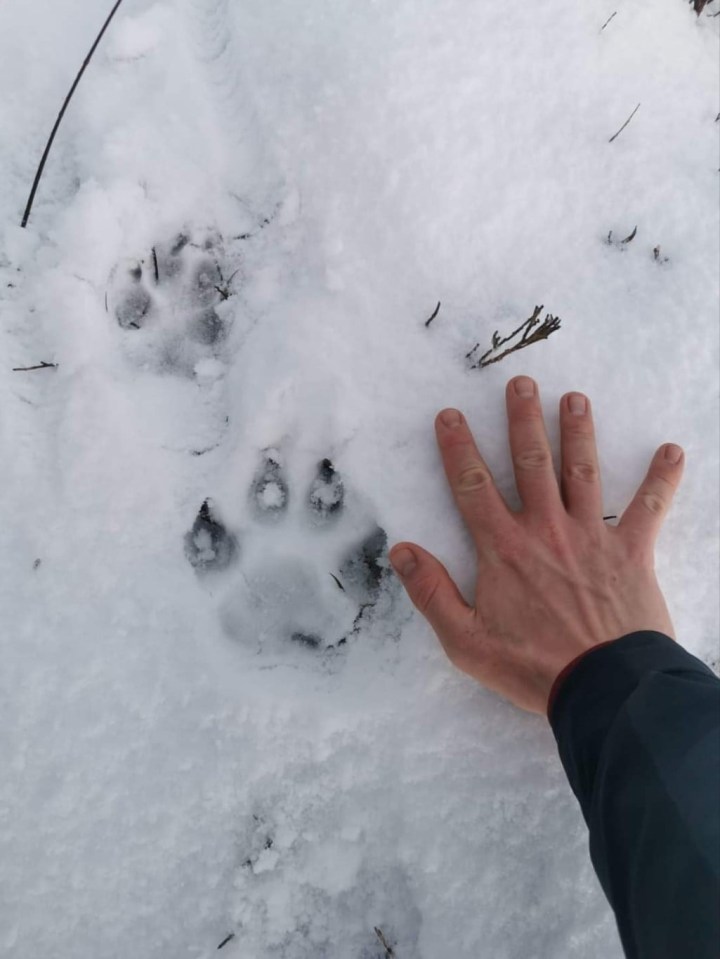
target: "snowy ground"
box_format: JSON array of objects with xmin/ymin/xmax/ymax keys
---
[{"xmin": 0, "ymin": 0, "xmax": 718, "ymax": 956}]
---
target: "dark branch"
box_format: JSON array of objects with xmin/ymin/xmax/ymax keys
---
[
  {"xmin": 21, "ymin": 0, "xmax": 128, "ymax": 228},
  {"xmin": 601, "ymin": 11, "xmax": 617, "ymax": 29}
]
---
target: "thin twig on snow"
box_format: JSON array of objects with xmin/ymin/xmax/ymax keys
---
[
  {"xmin": 20, "ymin": 0, "xmax": 128, "ymax": 228},
  {"xmin": 609, "ymin": 103, "xmax": 641, "ymax": 144},
  {"xmin": 12, "ymin": 361, "xmax": 58, "ymax": 372},
  {"xmin": 424, "ymin": 301, "xmax": 441, "ymax": 327}
]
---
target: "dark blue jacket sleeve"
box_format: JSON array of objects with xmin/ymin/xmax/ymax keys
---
[{"xmin": 548, "ymin": 630, "xmax": 720, "ymax": 959}]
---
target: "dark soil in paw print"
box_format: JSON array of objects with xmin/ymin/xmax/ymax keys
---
[{"xmin": 185, "ymin": 454, "xmax": 395, "ymax": 656}]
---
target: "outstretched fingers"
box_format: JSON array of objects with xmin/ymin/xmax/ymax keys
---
[{"xmin": 617, "ymin": 443, "xmax": 685, "ymax": 559}]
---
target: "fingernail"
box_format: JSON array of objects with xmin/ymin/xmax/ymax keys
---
[
  {"xmin": 440, "ymin": 409, "xmax": 462, "ymax": 428},
  {"xmin": 390, "ymin": 547, "xmax": 417, "ymax": 577},
  {"xmin": 664, "ymin": 444, "xmax": 682, "ymax": 464},
  {"xmin": 568, "ymin": 393, "xmax": 587, "ymax": 415},
  {"xmin": 514, "ymin": 376, "xmax": 535, "ymax": 398}
]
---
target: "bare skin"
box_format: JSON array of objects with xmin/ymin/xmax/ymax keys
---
[{"xmin": 389, "ymin": 375, "xmax": 685, "ymax": 715}]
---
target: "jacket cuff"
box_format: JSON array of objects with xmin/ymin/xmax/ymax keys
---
[
  {"xmin": 546, "ymin": 638, "xmax": 620, "ymax": 718},
  {"xmin": 547, "ymin": 630, "xmax": 715, "ymax": 810}
]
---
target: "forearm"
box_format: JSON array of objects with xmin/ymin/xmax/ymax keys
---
[{"xmin": 548, "ymin": 631, "xmax": 720, "ymax": 959}]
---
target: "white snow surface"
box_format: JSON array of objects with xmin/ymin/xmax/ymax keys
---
[{"xmin": 0, "ymin": 0, "xmax": 718, "ymax": 957}]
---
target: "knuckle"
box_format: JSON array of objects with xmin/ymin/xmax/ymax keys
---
[
  {"xmin": 564, "ymin": 460, "xmax": 598, "ymax": 484},
  {"xmin": 456, "ymin": 464, "xmax": 491, "ymax": 493},
  {"xmin": 640, "ymin": 490, "xmax": 666, "ymax": 516},
  {"xmin": 532, "ymin": 518, "xmax": 572, "ymax": 559},
  {"xmin": 564, "ymin": 421, "xmax": 594, "ymax": 438},
  {"xmin": 514, "ymin": 445, "xmax": 551, "ymax": 472},
  {"xmin": 638, "ymin": 473, "xmax": 675, "ymax": 516},
  {"xmin": 440, "ymin": 430, "xmax": 470, "ymax": 451},
  {"xmin": 493, "ymin": 528, "xmax": 525, "ymax": 564},
  {"xmin": 519, "ymin": 406, "xmax": 544, "ymax": 423}
]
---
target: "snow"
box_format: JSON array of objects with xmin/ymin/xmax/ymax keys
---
[{"xmin": 0, "ymin": 0, "xmax": 718, "ymax": 957}]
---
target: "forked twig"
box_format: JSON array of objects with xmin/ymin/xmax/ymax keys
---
[
  {"xmin": 21, "ymin": 0, "xmax": 128, "ymax": 228},
  {"xmin": 466, "ymin": 305, "xmax": 562, "ymax": 369}
]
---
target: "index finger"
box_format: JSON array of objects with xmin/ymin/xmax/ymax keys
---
[{"xmin": 435, "ymin": 409, "xmax": 517, "ymax": 551}]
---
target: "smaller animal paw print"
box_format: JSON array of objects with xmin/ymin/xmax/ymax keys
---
[
  {"xmin": 106, "ymin": 229, "xmax": 239, "ymax": 374},
  {"xmin": 185, "ymin": 451, "xmax": 393, "ymax": 654},
  {"xmin": 228, "ymin": 798, "xmax": 421, "ymax": 959}
]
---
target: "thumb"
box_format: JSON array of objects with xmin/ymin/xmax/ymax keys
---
[{"xmin": 389, "ymin": 542, "xmax": 473, "ymax": 642}]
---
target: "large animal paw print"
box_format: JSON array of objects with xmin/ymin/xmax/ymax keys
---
[
  {"xmin": 184, "ymin": 451, "xmax": 393, "ymax": 655},
  {"xmin": 106, "ymin": 229, "xmax": 238, "ymax": 375}
]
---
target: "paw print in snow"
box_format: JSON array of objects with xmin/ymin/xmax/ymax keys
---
[
  {"xmin": 184, "ymin": 452, "xmax": 393, "ymax": 654},
  {"xmin": 221, "ymin": 803, "xmax": 421, "ymax": 958},
  {"xmin": 106, "ymin": 229, "xmax": 238, "ymax": 375}
]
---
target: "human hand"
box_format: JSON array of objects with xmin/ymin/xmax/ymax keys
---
[{"xmin": 389, "ymin": 376, "xmax": 685, "ymax": 715}]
